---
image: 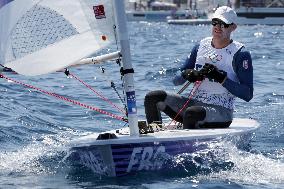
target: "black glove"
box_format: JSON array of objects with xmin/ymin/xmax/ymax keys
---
[
  {"xmin": 181, "ymin": 69, "xmax": 205, "ymax": 82},
  {"xmin": 200, "ymin": 63, "xmax": 227, "ymax": 83}
]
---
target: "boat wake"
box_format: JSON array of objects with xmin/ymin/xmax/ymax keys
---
[
  {"xmin": 1, "ymin": 131, "xmax": 284, "ymax": 188},
  {"xmin": 0, "ymin": 133, "xmax": 70, "ymax": 176},
  {"xmin": 197, "ymin": 141, "xmax": 284, "ymax": 186}
]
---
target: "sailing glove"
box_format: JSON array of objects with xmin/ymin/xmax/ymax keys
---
[
  {"xmin": 200, "ymin": 63, "xmax": 227, "ymax": 84},
  {"xmin": 182, "ymin": 69, "xmax": 205, "ymax": 82}
]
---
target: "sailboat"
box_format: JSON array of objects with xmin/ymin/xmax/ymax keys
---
[
  {"xmin": 0, "ymin": 0, "xmax": 259, "ymax": 177},
  {"xmin": 234, "ymin": 0, "xmax": 284, "ymax": 25}
]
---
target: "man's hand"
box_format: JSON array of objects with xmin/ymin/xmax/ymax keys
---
[
  {"xmin": 200, "ymin": 63, "xmax": 227, "ymax": 84},
  {"xmin": 182, "ymin": 69, "xmax": 205, "ymax": 82}
]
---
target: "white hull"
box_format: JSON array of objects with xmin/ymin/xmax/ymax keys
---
[
  {"xmin": 236, "ymin": 17, "xmax": 284, "ymax": 25},
  {"xmin": 236, "ymin": 7, "xmax": 284, "ymax": 25},
  {"xmin": 167, "ymin": 7, "xmax": 284, "ymax": 25},
  {"xmin": 167, "ymin": 18, "xmax": 211, "ymax": 25},
  {"xmin": 69, "ymin": 118, "xmax": 259, "ymax": 176},
  {"xmin": 126, "ymin": 10, "xmax": 187, "ymax": 22}
]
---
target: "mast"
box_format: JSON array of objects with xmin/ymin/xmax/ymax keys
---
[{"xmin": 113, "ymin": 0, "xmax": 139, "ymax": 137}]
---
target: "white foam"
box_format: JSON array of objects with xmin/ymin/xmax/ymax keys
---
[
  {"xmin": 0, "ymin": 134, "xmax": 70, "ymax": 175},
  {"xmin": 197, "ymin": 142, "xmax": 284, "ymax": 185}
]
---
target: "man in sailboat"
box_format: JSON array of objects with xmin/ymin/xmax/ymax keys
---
[{"xmin": 144, "ymin": 6, "xmax": 253, "ymax": 129}]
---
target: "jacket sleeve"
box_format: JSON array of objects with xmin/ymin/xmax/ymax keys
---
[
  {"xmin": 222, "ymin": 50, "xmax": 253, "ymax": 102},
  {"xmin": 173, "ymin": 44, "xmax": 199, "ymax": 86}
]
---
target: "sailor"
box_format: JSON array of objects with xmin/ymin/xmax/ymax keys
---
[{"xmin": 144, "ymin": 6, "xmax": 253, "ymax": 129}]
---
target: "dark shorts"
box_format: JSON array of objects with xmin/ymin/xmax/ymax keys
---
[{"xmin": 157, "ymin": 92, "xmax": 233, "ymax": 123}]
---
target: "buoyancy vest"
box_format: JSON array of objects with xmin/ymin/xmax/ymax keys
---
[{"xmin": 193, "ymin": 37, "xmax": 244, "ymax": 109}]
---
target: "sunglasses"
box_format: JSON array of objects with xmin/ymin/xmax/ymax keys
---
[{"xmin": 211, "ymin": 19, "xmax": 233, "ymax": 28}]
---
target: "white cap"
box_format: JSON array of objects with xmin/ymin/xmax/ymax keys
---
[{"xmin": 212, "ymin": 6, "xmax": 237, "ymax": 24}]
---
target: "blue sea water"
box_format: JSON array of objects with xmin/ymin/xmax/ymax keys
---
[{"xmin": 0, "ymin": 22, "xmax": 283, "ymax": 188}]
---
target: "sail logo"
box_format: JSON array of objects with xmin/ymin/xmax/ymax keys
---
[
  {"xmin": 127, "ymin": 146, "xmax": 166, "ymax": 172},
  {"xmin": 93, "ymin": 5, "xmax": 106, "ymax": 19}
]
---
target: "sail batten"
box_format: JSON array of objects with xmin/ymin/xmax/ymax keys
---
[{"xmin": 0, "ymin": 0, "xmax": 115, "ymax": 76}]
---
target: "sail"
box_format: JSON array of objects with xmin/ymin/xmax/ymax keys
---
[{"xmin": 0, "ymin": 0, "xmax": 116, "ymax": 76}]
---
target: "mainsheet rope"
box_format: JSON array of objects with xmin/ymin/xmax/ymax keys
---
[
  {"xmin": 167, "ymin": 81, "xmax": 203, "ymax": 127},
  {"xmin": 0, "ymin": 73, "xmax": 127, "ymax": 122}
]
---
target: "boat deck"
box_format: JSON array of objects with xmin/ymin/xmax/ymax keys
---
[{"xmin": 71, "ymin": 118, "xmax": 259, "ymax": 146}]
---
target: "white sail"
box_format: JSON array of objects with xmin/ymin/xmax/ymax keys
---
[{"xmin": 0, "ymin": 0, "xmax": 115, "ymax": 76}]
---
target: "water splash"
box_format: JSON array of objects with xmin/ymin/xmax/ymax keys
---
[
  {"xmin": 197, "ymin": 141, "xmax": 284, "ymax": 185},
  {"xmin": 0, "ymin": 133, "xmax": 71, "ymax": 176}
]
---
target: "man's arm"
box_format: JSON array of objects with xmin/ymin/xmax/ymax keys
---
[
  {"xmin": 222, "ymin": 50, "xmax": 253, "ymax": 102},
  {"xmin": 173, "ymin": 44, "xmax": 199, "ymax": 86}
]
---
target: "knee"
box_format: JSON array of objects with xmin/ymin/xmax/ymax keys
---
[
  {"xmin": 183, "ymin": 106, "xmax": 206, "ymax": 122},
  {"xmin": 144, "ymin": 90, "xmax": 167, "ymax": 104}
]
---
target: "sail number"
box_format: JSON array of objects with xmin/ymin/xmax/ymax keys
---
[{"xmin": 127, "ymin": 146, "xmax": 166, "ymax": 172}]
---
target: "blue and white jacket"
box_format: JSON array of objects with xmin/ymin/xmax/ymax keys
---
[{"xmin": 173, "ymin": 37, "xmax": 253, "ymax": 109}]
